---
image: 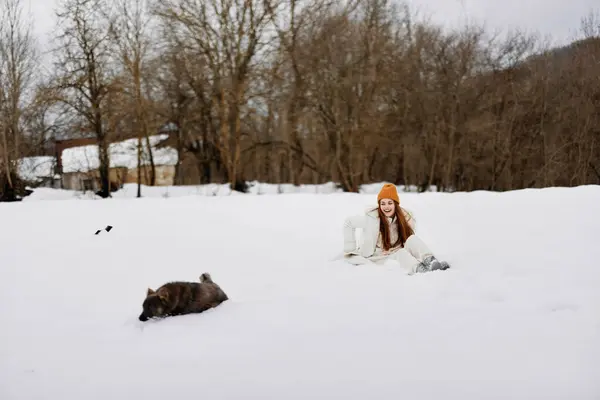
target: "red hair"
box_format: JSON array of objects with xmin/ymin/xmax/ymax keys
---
[{"xmin": 375, "ymin": 201, "xmax": 414, "ymax": 251}]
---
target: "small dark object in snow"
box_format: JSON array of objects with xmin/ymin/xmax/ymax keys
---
[{"xmin": 94, "ymin": 225, "xmax": 113, "ymax": 235}]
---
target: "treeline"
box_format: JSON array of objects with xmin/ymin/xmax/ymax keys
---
[{"xmin": 1, "ymin": 0, "xmax": 599, "ymax": 199}]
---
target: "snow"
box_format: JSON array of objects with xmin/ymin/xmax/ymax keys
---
[
  {"xmin": 61, "ymin": 134, "xmax": 177, "ymax": 173},
  {"xmin": 21, "ymin": 181, "xmax": 437, "ymax": 201},
  {"xmin": 1, "ymin": 184, "xmax": 599, "ymax": 399},
  {"xmin": 16, "ymin": 156, "xmax": 56, "ymax": 182}
]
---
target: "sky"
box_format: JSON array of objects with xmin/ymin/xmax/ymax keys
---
[
  {"xmin": 23, "ymin": 0, "xmax": 598, "ymax": 67},
  {"xmin": 405, "ymin": 0, "xmax": 597, "ymax": 44}
]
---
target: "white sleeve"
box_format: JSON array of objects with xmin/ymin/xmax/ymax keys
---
[{"xmin": 343, "ymin": 215, "xmax": 367, "ymax": 253}]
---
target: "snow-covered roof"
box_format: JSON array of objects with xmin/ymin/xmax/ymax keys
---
[
  {"xmin": 17, "ymin": 156, "xmax": 57, "ymax": 182},
  {"xmin": 61, "ymin": 134, "xmax": 178, "ymax": 174},
  {"xmin": 159, "ymin": 122, "xmax": 178, "ymax": 132}
]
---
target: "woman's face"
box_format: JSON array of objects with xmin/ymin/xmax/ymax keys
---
[{"xmin": 379, "ymin": 198, "xmax": 395, "ymax": 218}]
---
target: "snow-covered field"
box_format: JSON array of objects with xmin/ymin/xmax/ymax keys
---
[
  {"xmin": 1, "ymin": 184, "xmax": 599, "ymax": 400},
  {"xmin": 20, "ymin": 181, "xmax": 437, "ymax": 201}
]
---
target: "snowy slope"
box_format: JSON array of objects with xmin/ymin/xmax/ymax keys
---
[{"xmin": 1, "ymin": 185, "xmax": 599, "ymax": 400}]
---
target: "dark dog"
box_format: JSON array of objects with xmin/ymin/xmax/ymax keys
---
[{"xmin": 139, "ymin": 273, "xmax": 228, "ymax": 322}]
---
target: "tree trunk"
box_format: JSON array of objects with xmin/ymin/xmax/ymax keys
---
[
  {"xmin": 144, "ymin": 135, "xmax": 156, "ymax": 185},
  {"xmin": 137, "ymin": 137, "xmax": 142, "ymax": 197}
]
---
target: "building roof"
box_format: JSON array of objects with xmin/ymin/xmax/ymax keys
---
[
  {"xmin": 17, "ymin": 156, "xmax": 57, "ymax": 182},
  {"xmin": 61, "ymin": 134, "xmax": 178, "ymax": 173}
]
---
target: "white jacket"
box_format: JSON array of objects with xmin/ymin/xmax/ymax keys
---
[{"xmin": 343, "ymin": 207, "xmax": 416, "ymax": 258}]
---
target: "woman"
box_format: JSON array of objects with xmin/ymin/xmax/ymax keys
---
[{"xmin": 343, "ymin": 183, "xmax": 450, "ymax": 273}]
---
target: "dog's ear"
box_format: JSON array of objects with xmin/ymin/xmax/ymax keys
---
[
  {"xmin": 157, "ymin": 288, "xmax": 170, "ymax": 302},
  {"xmin": 147, "ymin": 288, "xmax": 155, "ymax": 296}
]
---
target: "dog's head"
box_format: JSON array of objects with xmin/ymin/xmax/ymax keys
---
[{"xmin": 139, "ymin": 287, "xmax": 169, "ymax": 321}]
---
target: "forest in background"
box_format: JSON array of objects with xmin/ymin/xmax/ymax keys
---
[{"xmin": 1, "ymin": 0, "xmax": 599, "ymax": 200}]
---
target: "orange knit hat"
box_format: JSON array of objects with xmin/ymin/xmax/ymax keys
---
[{"xmin": 377, "ymin": 183, "xmax": 399, "ymax": 203}]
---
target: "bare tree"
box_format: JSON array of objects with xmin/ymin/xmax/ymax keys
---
[
  {"xmin": 580, "ymin": 9, "xmax": 600, "ymax": 38},
  {"xmin": 153, "ymin": 0, "xmax": 280, "ymax": 191},
  {"xmin": 289, "ymin": 0, "xmax": 395, "ymax": 191},
  {"xmin": 265, "ymin": 0, "xmax": 332, "ymax": 185},
  {"xmin": 110, "ymin": 0, "xmax": 158, "ymax": 197},
  {"xmin": 148, "ymin": 39, "xmax": 196, "ymax": 184},
  {"xmin": 148, "ymin": 26, "xmax": 221, "ymax": 185},
  {"xmin": 0, "ymin": 0, "xmax": 37, "ymax": 201},
  {"xmin": 20, "ymin": 84, "xmax": 65, "ymax": 156},
  {"xmin": 49, "ymin": 0, "xmax": 117, "ymax": 198}
]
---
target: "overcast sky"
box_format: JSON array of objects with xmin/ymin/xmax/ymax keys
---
[
  {"xmin": 407, "ymin": 0, "xmax": 596, "ymax": 42},
  {"xmin": 24, "ymin": 0, "xmax": 597, "ymax": 61}
]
